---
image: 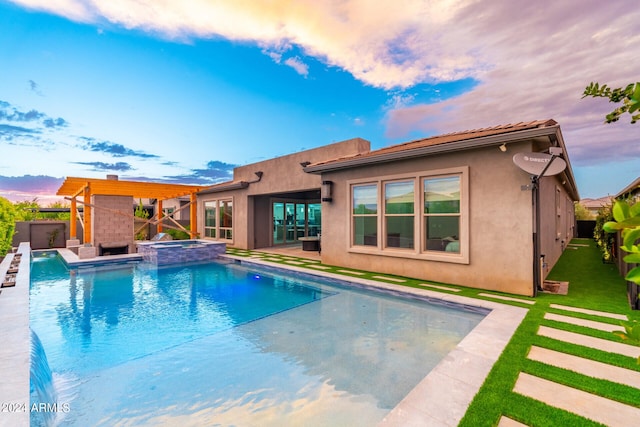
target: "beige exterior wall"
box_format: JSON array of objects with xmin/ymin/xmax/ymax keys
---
[
  {"xmin": 320, "ymin": 141, "xmax": 545, "ymax": 296},
  {"xmin": 538, "ymin": 176, "xmax": 576, "ymax": 279},
  {"xmin": 197, "ymin": 138, "xmax": 370, "ymax": 249}
]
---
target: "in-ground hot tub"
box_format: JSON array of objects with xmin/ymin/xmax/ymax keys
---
[{"xmin": 136, "ymin": 239, "xmax": 226, "ymax": 265}]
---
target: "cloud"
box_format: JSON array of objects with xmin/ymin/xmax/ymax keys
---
[
  {"xmin": 284, "ymin": 57, "xmax": 309, "ymax": 77},
  {"xmin": 7, "ymin": 0, "xmax": 639, "ymax": 171},
  {"xmin": 0, "ymin": 123, "xmax": 41, "ymax": 139},
  {"xmin": 0, "ymin": 99, "xmax": 67, "ymax": 128},
  {"xmin": 161, "ymin": 160, "xmax": 236, "ymax": 185},
  {"xmin": 9, "ymin": 0, "xmax": 478, "ymax": 89},
  {"xmin": 79, "ymin": 137, "xmax": 159, "ymax": 158},
  {"xmin": 0, "ymin": 174, "xmax": 64, "ymax": 202},
  {"xmin": 382, "ymin": 0, "xmax": 640, "ymax": 165},
  {"xmin": 0, "ymin": 174, "xmax": 63, "ymax": 193},
  {"xmin": 72, "ymin": 161, "xmax": 134, "ymax": 172},
  {"xmin": 29, "ymin": 79, "xmax": 44, "ymax": 96}
]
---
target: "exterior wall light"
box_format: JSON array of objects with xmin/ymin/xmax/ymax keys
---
[
  {"xmin": 499, "ymin": 143, "xmax": 507, "ymax": 152},
  {"xmin": 321, "ymin": 180, "xmax": 333, "ymax": 202}
]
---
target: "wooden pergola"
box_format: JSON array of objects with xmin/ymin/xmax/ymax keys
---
[{"xmin": 56, "ymin": 176, "xmax": 205, "ymax": 243}]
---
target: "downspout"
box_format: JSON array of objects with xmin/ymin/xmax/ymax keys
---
[{"xmin": 531, "ymin": 154, "xmax": 559, "ymax": 296}]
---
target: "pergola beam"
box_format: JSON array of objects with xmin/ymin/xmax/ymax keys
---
[{"xmin": 57, "ymin": 176, "xmax": 205, "ymax": 244}]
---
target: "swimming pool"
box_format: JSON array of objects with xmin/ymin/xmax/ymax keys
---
[{"xmin": 30, "ymin": 252, "xmax": 486, "ymax": 426}]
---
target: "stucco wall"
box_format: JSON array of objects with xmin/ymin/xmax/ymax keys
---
[
  {"xmin": 198, "ymin": 138, "xmax": 370, "ymax": 248},
  {"xmin": 320, "ymin": 141, "xmax": 538, "ymax": 296},
  {"xmin": 538, "ymin": 176, "xmax": 576, "ymax": 278}
]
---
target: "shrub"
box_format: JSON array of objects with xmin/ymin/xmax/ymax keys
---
[
  {"xmin": 0, "ymin": 197, "xmax": 17, "ymax": 257},
  {"xmin": 594, "ymin": 203, "xmax": 615, "ymax": 262},
  {"xmin": 166, "ymin": 225, "xmax": 190, "ymax": 240}
]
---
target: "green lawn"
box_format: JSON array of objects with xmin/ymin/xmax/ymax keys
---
[{"xmin": 459, "ymin": 238, "xmax": 639, "ymax": 426}]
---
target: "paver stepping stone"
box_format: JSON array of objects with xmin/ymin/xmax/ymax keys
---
[
  {"xmin": 544, "ymin": 312, "xmax": 623, "ymax": 333},
  {"xmin": 549, "ymin": 304, "xmax": 627, "ymax": 321},
  {"xmin": 527, "ymin": 346, "xmax": 640, "ymax": 388},
  {"xmin": 513, "ymin": 372, "xmax": 640, "ymax": 427},
  {"xmin": 498, "ymin": 416, "xmax": 528, "ymax": 427},
  {"xmin": 372, "ymin": 275, "xmax": 406, "ymax": 283},
  {"xmin": 538, "ymin": 326, "xmax": 640, "ymax": 358},
  {"xmin": 422, "ymin": 284, "xmax": 461, "ymax": 292},
  {"xmin": 337, "ymin": 270, "xmax": 365, "ymax": 275},
  {"xmin": 478, "ymin": 293, "xmax": 536, "ymax": 305},
  {"xmin": 307, "ymin": 265, "xmax": 331, "ymax": 270}
]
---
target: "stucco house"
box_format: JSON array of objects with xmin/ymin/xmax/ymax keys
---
[{"xmin": 197, "ymin": 119, "xmax": 579, "ymax": 296}]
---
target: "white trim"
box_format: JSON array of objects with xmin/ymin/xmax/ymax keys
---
[{"xmin": 203, "ymin": 197, "xmax": 234, "ymax": 244}]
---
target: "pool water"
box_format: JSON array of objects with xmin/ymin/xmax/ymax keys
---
[{"xmin": 30, "ymin": 253, "xmax": 485, "ymax": 426}]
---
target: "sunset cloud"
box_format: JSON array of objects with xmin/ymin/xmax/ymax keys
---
[
  {"xmin": 9, "ymin": 0, "xmax": 477, "ymax": 89},
  {"xmin": 3, "ymin": 0, "xmax": 638, "ymax": 200}
]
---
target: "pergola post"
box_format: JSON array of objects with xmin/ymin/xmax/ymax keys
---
[
  {"xmin": 190, "ymin": 192, "xmax": 197, "ymax": 238},
  {"xmin": 70, "ymin": 197, "xmax": 77, "ymax": 238},
  {"xmin": 157, "ymin": 199, "xmax": 163, "ymax": 233},
  {"xmin": 83, "ymin": 184, "xmax": 92, "ymax": 244}
]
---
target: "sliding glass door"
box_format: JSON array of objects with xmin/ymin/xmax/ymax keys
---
[{"xmin": 272, "ymin": 200, "xmax": 321, "ymax": 245}]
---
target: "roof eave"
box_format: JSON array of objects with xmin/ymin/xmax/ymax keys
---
[
  {"xmin": 304, "ymin": 125, "xmax": 561, "ymax": 174},
  {"xmin": 197, "ymin": 181, "xmax": 249, "ymax": 195}
]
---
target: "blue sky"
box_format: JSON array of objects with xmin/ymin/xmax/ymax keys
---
[{"xmin": 0, "ymin": 0, "xmax": 638, "ymax": 204}]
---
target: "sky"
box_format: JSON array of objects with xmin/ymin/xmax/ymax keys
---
[{"xmin": 0, "ymin": 0, "xmax": 638, "ymax": 205}]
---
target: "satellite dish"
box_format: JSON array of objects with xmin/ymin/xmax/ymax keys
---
[{"xmin": 513, "ymin": 152, "xmax": 567, "ymax": 176}]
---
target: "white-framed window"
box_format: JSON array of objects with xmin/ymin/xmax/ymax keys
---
[
  {"xmin": 423, "ymin": 175, "xmax": 461, "ymax": 253},
  {"xmin": 384, "ymin": 180, "xmax": 415, "ymax": 249},
  {"xmin": 349, "ymin": 166, "xmax": 468, "ymax": 263},
  {"xmin": 204, "ymin": 198, "xmax": 233, "ymax": 241},
  {"xmin": 352, "ymin": 183, "xmax": 378, "ymax": 247}
]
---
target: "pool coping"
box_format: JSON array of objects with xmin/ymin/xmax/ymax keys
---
[
  {"xmin": 0, "ymin": 243, "xmax": 30, "ymax": 427},
  {"xmin": 222, "ymin": 254, "xmax": 528, "ymax": 427}
]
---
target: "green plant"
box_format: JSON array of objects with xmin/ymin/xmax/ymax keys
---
[
  {"xmin": 166, "ymin": 227, "xmax": 190, "ymax": 240},
  {"xmin": 13, "ymin": 199, "xmax": 39, "ymax": 221},
  {"xmin": 613, "ymin": 320, "xmax": 640, "ymax": 343},
  {"xmin": 0, "ymin": 197, "xmax": 17, "ymax": 257},
  {"xmin": 134, "ymin": 199, "xmax": 149, "ymax": 220},
  {"xmin": 583, "ymin": 81, "xmax": 640, "ymax": 124},
  {"xmin": 47, "ymin": 227, "xmax": 60, "ymax": 248},
  {"xmin": 134, "ymin": 199, "xmax": 150, "ymax": 240},
  {"xmin": 594, "ymin": 203, "xmax": 615, "ymax": 262},
  {"xmin": 574, "ymin": 202, "xmax": 593, "ymax": 220},
  {"xmin": 613, "ymin": 320, "xmax": 640, "ymax": 365},
  {"xmin": 603, "ymin": 199, "xmax": 640, "ymax": 284}
]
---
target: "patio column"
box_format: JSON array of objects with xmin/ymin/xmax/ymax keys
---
[
  {"xmin": 69, "ymin": 197, "xmax": 77, "ymax": 238},
  {"xmin": 157, "ymin": 199, "xmax": 163, "ymax": 233},
  {"xmin": 190, "ymin": 192, "xmax": 197, "ymax": 238},
  {"xmin": 83, "ymin": 184, "xmax": 92, "ymax": 244}
]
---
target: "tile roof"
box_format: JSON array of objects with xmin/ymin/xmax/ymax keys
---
[{"xmin": 308, "ymin": 119, "xmax": 558, "ymax": 169}]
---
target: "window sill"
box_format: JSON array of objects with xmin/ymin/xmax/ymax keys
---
[{"xmin": 348, "ymin": 246, "xmax": 469, "ymax": 264}]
